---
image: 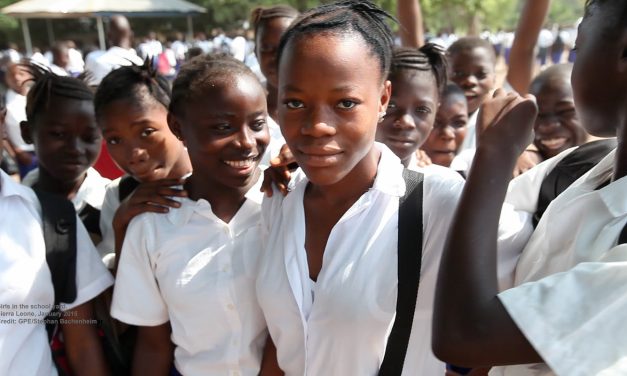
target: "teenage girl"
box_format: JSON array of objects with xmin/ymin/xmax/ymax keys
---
[
  {"xmin": 111, "ymin": 54, "xmax": 270, "ymax": 375},
  {"xmin": 421, "ymin": 83, "xmax": 469, "ymax": 168},
  {"xmin": 19, "ymin": 64, "xmax": 110, "ymax": 241},
  {"xmin": 433, "ymin": 1, "xmax": 627, "ymax": 375},
  {"xmin": 255, "ymin": 2, "xmax": 467, "ymax": 374},
  {"xmin": 375, "ymin": 45, "xmax": 448, "ymax": 171},
  {"xmin": 0, "ymin": 79, "xmax": 113, "ymax": 375},
  {"xmin": 93, "ymin": 61, "xmax": 192, "ymax": 267},
  {"xmin": 251, "ymin": 5, "xmax": 299, "ymax": 169}
]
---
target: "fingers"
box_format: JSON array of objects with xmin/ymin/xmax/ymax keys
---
[
  {"xmin": 261, "ymin": 167, "xmax": 292, "ymax": 197},
  {"xmin": 270, "ymin": 144, "xmax": 296, "ymax": 167}
]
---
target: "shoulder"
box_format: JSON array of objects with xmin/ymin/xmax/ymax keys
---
[{"xmin": 420, "ymin": 164, "xmax": 465, "ymax": 199}]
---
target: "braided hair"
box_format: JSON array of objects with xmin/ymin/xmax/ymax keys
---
[
  {"xmin": 277, "ymin": 0, "xmax": 396, "ymax": 82},
  {"xmin": 169, "ymin": 53, "xmax": 262, "ymax": 118},
  {"xmin": 390, "ymin": 44, "xmax": 448, "ymax": 95},
  {"xmin": 22, "ymin": 62, "xmax": 93, "ymax": 124},
  {"xmin": 94, "ymin": 58, "xmax": 171, "ymax": 120},
  {"xmin": 251, "ymin": 4, "xmax": 299, "ymax": 38}
]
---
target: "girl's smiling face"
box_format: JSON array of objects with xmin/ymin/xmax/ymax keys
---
[
  {"xmin": 376, "ymin": 69, "xmax": 439, "ymax": 164},
  {"xmin": 423, "ymin": 94, "xmax": 468, "ymax": 167},
  {"xmin": 99, "ymin": 95, "xmax": 188, "ymax": 182},
  {"xmin": 169, "ymin": 74, "xmax": 270, "ymax": 191},
  {"xmin": 278, "ymin": 33, "xmax": 391, "ymax": 187}
]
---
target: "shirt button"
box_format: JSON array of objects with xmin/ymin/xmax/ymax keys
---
[{"xmin": 226, "ymin": 303, "xmax": 235, "ymax": 310}]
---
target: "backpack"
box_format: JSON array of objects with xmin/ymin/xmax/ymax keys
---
[
  {"xmin": 118, "ymin": 175, "xmax": 140, "ymax": 202},
  {"xmin": 378, "ymin": 169, "xmax": 424, "ymax": 376},
  {"xmin": 35, "ymin": 188, "xmax": 135, "ymax": 376},
  {"xmin": 34, "ymin": 188, "xmax": 77, "ymax": 376},
  {"xmin": 534, "ymin": 139, "xmax": 617, "ymax": 227}
]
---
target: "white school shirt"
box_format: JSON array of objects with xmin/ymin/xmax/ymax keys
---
[
  {"xmin": 111, "ymin": 176, "xmax": 267, "ymax": 376},
  {"xmin": 490, "ymin": 148, "xmax": 627, "ymax": 376},
  {"xmin": 259, "ymin": 116, "xmax": 286, "ymax": 170},
  {"xmin": 97, "ymin": 176, "xmax": 126, "ymax": 260},
  {"xmin": 0, "ymin": 170, "xmax": 114, "ymax": 376},
  {"xmin": 22, "ymin": 167, "xmax": 110, "ymax": 214},
  {"xmin": 256, "ymin": 143, "xmax": 465, "ymax": 375},
  {"xmin": 4, "ymin": 89, "xmax": 34, "ymax": 152},
  {"xmin": 84, "ymin": 46, "xmax": 143, "ymax": 86}
]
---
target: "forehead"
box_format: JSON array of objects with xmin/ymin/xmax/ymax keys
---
[
  {"xmin": 531, "ymin": 75, "xmax": 573, "ymax": 99},
  {"xmin": 389, "ymin": 70, "xmax": 438, "ymax": 99},
  {"xmin": 450, "ymin": 47, "xmax": 494, "ymax": 69},
  {"xmin": 280, "ymin": 32, "xmax": 383, "ymax": 86},
  {"xmin": 184, "ymin": 75, "xmax": 266, "ymax": 116},
  {"xmin": 440, "ymin": 95, "xmax": 467, "ymax": 112}
]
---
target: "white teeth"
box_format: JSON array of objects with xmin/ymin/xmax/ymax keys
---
[
  {"xmin": 540, "ymin": 137, "xmax": 567, "ymax": 149},
  {"xmin": 224, "ymin": 159, "xmax": 255, "ymax": 168}
]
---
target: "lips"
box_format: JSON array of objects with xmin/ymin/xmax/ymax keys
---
[
  {"xmin": 538, "ymin": 137, "xmax": 568, "ymax": 150},
  {"xmin": 130, "ymin": 165, "xmax": 162, "ymax": 181},
  {"xmin": 297, "ymin": 146, "xmax": 343, "ymax": 168},
  {"xmin": 222, "ymin": 155, "xmax": 260, "ymax": 175}
]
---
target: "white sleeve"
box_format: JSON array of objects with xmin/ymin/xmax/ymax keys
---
[
  {"xmin": 61, "ymin": 218, "xmax": 114, "ymax": 311},
  {"xmin": 110, "ymin": 215, "xmax": 169, "ymax": 326},
  {"xmin": 498, "ymin": 244, "xmax": 627, "ymax": 376},
  {"xmin": 496, "ymin": 147, "xmax": 579, "ymax": 291},
  {"xmin": 96, "ymin": 181, "xmax": 120, "ymax": 260}
]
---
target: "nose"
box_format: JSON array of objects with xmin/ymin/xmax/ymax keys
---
[
  {"xmin": 301, "ymin": 107, "xmax": 336, "ymax": 137},
  {"xmin": 234, "ymin": 126, "xmax": 255, "ymax": 150},
  {"xmin": 393, "ymin": 113, "xmax": 416, "ymax": 130},
  {"xmin": 127, "ymin": 145, "xmax": 149, "ymax": 166},
  {"xmin": 536, "ymin": 114, "xmax": 561, "ymax": 132},
  {"xmin": 438, "ymin": 125, "xmax": 455, "ymax": 141},
  {"xmin": 66, "ymin": 136, "xmax": 86, "ymax": 155},
  {"xmin": 458, "ymin": 74, "xmax": 478, "ymax": 88}
]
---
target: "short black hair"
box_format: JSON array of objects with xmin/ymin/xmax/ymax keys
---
[
  {"xmin": 529, "ymin": 63, "xmax": 573, "ymax": 95},
  {"xmin": 94, "ymin": 58, "xmax": 171, "ymax": 121},
  {"xmin": 584, "ymin": 0, "xmax": 627, "ymax": 36},
  {"xmin": 441, "ymin": 83, "xmax": 466, "ymax": 103},
  {"xmin": 251, "ymin": 5, "xmax": 299, "ymax": 38},
  {"xmin": 169, "ymin": 53, "xmax": 262, "ymax": 118},
  {"xmin": 23, "ymin": 62, "xmax": 93, "ymax": 124},
  {"xmin": 447, "ymin": 37, "xmax": 496, "ymax": 63},
  {"xmin": 390, "ymin": 44, "xmax": 448, "ymax": 95},
  {"xmin": 277, "ymin": 0, "xmax": 396, "ymax": 82}
]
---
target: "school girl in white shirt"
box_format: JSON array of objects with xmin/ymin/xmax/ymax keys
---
[
  {"xmin": 432, "ymin": 1, "xmax": 627, "ymax": 374},
  {"xmin": 111, "ymin": 54, "xmax": 270, "ymax": 375}
]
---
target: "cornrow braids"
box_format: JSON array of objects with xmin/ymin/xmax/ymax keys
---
[
  {"xmin": 169, "ymin": 53, "xmax": 262, "ymax": 118},
  {"xmin": 251, "ymin": 4, "xmax": 299, "ymax": 37},
  {"xmin": 390, "ymin": 44, "xmax": 448, "ymax": 95},
  {"xmin": 94, "ymin": 58, "xmax": 171, "ymax": 120},
  {"xmin": 21, "ymin": 61, "xmax": 94, "ymax": 124},
  {"xmin": 277, "ymin": 0, "xmax": 396, "ymax": 82}
]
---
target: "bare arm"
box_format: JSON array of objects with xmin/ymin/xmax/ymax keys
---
[
  {"xmin": 132, "ymin": 323, "xmax": 174, "ymax": 376},
  {"xmin": 258, "ymin": 337, "xmax": 284, "ymax": 376},
  {"xmin": 506, "ymin": 0, "xmax": 551, "ymax": 94},
  {"xmin": 62, "ymin": 301, "xmax": 110, "ymax": 376},
  {"xmin": 432, "ymin": 91, "xmax": 542, "ymax": 367},
  {"xmin": 397, "ymin": 0, "xmax": 424, "ymax": 47}
]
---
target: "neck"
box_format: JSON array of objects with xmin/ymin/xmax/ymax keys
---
[
  {"xmin": 36, "ymin": 168, "xmax": 85, "ymax": 200},
  {"xmin": 185, "ymin": 169, "xmax": 260, "ymax": 224},
  {"xmin": 307, "ymin": 146, "xmax": 380, "ymax": 207}
]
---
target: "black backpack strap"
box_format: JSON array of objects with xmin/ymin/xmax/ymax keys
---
[
  {"xmin": 33, "ymin": 188, "xmax": 78, "ymax": 307},
  {"xmin": 379, "ymin": 169, "xmax": 424, "ymax": 376},
  {"xmin": 534, "ymin": 139, "xmax": 617, "ymax": 227},
  {"xmin": 619, "ymin": 223, "xmax": 627, "ymax": 245},
  {"xmin": 79, "ymin": 203, "xmax": 102, "ymax": 237},
  {"xmin": 118, "ymin": 175, "xmax": 140, "ymax": 202}
]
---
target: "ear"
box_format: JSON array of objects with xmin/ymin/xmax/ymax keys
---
[
  {"xmin": 379, "ymin": 79, "xmax": 392, "ymax": 113},
  {"xmin": 167, "ymin": 112, "xmax": 185, "ymax": 146},
  {"xmin": 20, "ymin": 121, "xmax": 34, "ymax": 144}
]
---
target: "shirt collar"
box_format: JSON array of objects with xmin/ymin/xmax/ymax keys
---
[
  {"xmin": 0, "ymin": 169, "xmax": 38, "ymax": 206},
  {"xmin": 592, "ymin": 149, "xmax": 627, "ymax": 217}
]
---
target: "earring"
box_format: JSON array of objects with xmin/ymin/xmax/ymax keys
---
[{"xmin": 378, "ymin": 111, "xmax": 386, "ymax": 123}]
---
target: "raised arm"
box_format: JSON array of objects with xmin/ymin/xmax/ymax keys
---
[
  {"xmin": 506, "ymin": 0, "xmax": 551, "ymax": 94},
  {"xmin": 432, "ymin": 90, "xmax": 541, "ymax": 367},
  {"xmin": 397, "ymin": 0, "xmax": 425, "ymax": 47}
]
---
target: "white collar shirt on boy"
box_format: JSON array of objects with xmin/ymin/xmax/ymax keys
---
[
  {"xmin": 0, "ymin": 169, "xmax": 114, "ymax": 376},
  {"xmin": 492, "ymin": 148, "xmax": 627, "ymax": 376},
  {"xmin": 22, "ymin": 167, "xmax": 111, "ymax": 213},
  {"xmin": 256, "ymin": 142, "xmax": 466, "ymax": 375},
  {"xmin": 111, "ymin": 177, "xmax": 267, "ymax": 376}
]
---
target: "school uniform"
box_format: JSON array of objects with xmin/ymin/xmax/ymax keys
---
[
  {"xmin": 256, "ymin": 143, "xmax": 466, "ymax": 375},
  {"xmin": 490, "ymin": 148, "xmax": 627, "ymax": 376},
  {"xmin": 259, "ymin": 116, "xmax": 286, "ymax": 170},
  {"xmin": 96, "ymin": 176, "xmax": 125, "ymax": 260},
  {"xmin": 0, "ymin": 169, "xmax": 114, "ymax": 376},
  {"xmin": 111, "ymin": 176, "xmax": 267, "ymax": 376}
]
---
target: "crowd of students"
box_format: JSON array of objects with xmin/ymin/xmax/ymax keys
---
[{"xmin": 0, "ymin": 0, "xmax": 625, "ymax": 375}]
